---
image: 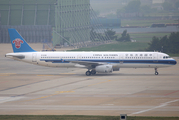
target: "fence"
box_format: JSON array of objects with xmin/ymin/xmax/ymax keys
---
[{"xmin": 0, "ymin": 25, "xmax": 52, "ymax": 43}]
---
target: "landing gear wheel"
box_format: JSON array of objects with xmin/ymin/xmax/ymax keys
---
[
  {"xmin": 91, "ymin": 70, "xmax": 96, "ymax": 75},
  {"xmin": 155, "ymin": 72, "xmax": 159, "ymax": 75},
  {"xmin": 154, "ymin": 68, "xmax": 159, "ymax": 75},
  {"xmin": 86, "ymin": 71, "xmax": 91, "ymax": 76}
]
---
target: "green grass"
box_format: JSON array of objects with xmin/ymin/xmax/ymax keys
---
[
  {"xmin": 130, "ymin": 33, "xmax": 171, "ymax": 38},
  {"xmin": 72, "ymin": 42, "xmax": 149, "ymax": 51},
  {"xmin": 121, "ymin": 19, "xmax": 178, "ymax": 27},
  {"xmin": 130, "ymin": 33, "xmax": 171, "ymax": 42},
  {"xmin": 147, "ymin": 11, "xmax": 179, "ymax": 17},
  {"xmin": 116, "ymin": 33, "xmax": 171, "ymax": 42},
  {"xmin": 0, "ymin": 115, "xmax": 178, "ymax": 120}
]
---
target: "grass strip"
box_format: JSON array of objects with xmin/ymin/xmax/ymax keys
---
[{"xmin": 72, "ymin": 42, "xmax": 149, "ymax": 51}]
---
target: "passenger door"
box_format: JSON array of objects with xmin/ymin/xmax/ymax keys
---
[
  {"xmin": 153, "ymin": 53, "xmax": 158, "ymax": 62},
  {"xmin": 32, "ymin": 53, "xmax": 37, "ymax": 62}
]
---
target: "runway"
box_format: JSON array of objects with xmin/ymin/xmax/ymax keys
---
[{"xmin": 0, "ymin": 44, "xmax": 179, "ymax": 116}]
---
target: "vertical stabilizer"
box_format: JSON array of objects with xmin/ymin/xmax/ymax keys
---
[{"xmin": 8, "ymin": 28, "xmax": 36, "ymax": 53}]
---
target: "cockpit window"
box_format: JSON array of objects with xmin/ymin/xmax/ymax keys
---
[{"xmin": 163, "ymin": 56, "xmax": 170, "ymax": 59}]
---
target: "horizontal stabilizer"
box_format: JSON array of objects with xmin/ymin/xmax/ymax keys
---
[{"xmin": 5, "ymin": 53, "xmax": 25, "ymax": 59}]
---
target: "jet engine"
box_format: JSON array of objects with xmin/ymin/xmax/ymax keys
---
[{"xmin": 95, "ymin": 65, "xmax": 113, "ymax": 73}]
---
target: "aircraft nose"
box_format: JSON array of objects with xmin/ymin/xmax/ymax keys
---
[
  {"xmin": 173, "ymin": 59, "xmax": 177, "ymax": 65},
  {"xmin": 175, "ymin": 60, "xmax": 177, "ymax": 65}
]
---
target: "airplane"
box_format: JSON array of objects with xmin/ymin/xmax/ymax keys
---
[{"xmin": 5, "ymin": 28, "xmax": 177, "ymax": 76}]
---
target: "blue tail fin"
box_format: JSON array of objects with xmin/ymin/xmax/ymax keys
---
[{"xmin": 8, "ymin": 28, "xmax": 36, "ymax": 53}]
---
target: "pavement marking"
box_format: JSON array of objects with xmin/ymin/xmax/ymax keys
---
[
  {"xmin": 36, "ymin": 75, "xmax": 55, "ymax": 76},
  {"xmin": 55, "ymin": 91, "xmax": 75, "ymax": 94},
  {"xmin": 27, "ymin": 91, "xmax": 75, "ymax": 101},
  {"xmin": 0, "ymin": 74, "xmax": 9, "ymax": 76},
  {"xmin": 0, "ymin": 73, "xmax": 16, "ymax": 74},
  {"xmin": 0, "ymin": 97, "xmax": 24, "ymax": 104},
  {"xmin": 0, "ymin": 73, "xmax": 16, "ymax": 76},
  {"xmin": 60, "ymin": 73, "xmax": 76, "ymax": 75},
  {"xmin": 131, "ymin": 99, "xmax": 179, "ymax": 115},
  {"xmin": 36, "ymin": 73, "xmax": 75, "ymax": 76},
  {"xmin": 0, "ymin": 81, "xmax": 9, "ymax": 84},
  {"xmin": 0, "ymin": 80, "xmax": 50, "ymax": 92},
  {"xmin": 26, "ymin": 78, "xmax": 111, "ymax": 102},
  {"xmin": 88, "ymin": 80, "xmax": 111, "ymax": 87},
  {"xmin": 165, "ymin": 90, "xmax": 179, "ymax": 96}
]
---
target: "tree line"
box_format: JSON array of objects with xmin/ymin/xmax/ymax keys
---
[
  {"xmin": 147, "ymin": 32, "xmax": 179, "ymax": 54},
  {"xmin": 90, "ymin": 28, "xmax": 179, "ymax": 54},
  {"xmin": 103, "ymin": 29, "xmax": 131, "ymax": 42}
]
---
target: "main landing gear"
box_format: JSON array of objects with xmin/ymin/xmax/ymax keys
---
[
  {"xmin": 86, "ymin": 70, "xmax": 96, "ymax": 76},
  {"xmin": 155, "ymin": 68, "xmax": 159, "ymax": 75}
]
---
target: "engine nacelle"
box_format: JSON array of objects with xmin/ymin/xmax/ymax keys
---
[{"xmin": 95, "ymin": 65, "xmax": 113, "ymax": 73}]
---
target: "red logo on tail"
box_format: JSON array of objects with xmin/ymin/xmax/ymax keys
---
[{"xmin": 12, "ymin": 39, "xmax": 24, "ymax": 49}]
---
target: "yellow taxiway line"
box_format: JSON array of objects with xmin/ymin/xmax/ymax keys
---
[{"xmin": 26, "ymin": 77, "xmax": 111, "ymax": 101}]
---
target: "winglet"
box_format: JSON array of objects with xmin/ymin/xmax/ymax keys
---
[{"xmin": 8, "ymin": 28, "xmax": 36, "ymax": 53}]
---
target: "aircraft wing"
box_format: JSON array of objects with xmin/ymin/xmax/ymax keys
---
[{"xmin": 69, "ymin": 60, "xmax": 106, "ymax": 69}]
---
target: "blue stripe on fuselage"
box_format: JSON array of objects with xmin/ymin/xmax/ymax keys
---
[{"xmin": 40, "ymin": 59, "xmax": 177, "ymax": 65}]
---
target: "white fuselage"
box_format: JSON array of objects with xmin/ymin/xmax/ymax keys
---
[{"xmin": 6, "ymin": 51, "xmax": 177, "ymax": 69}]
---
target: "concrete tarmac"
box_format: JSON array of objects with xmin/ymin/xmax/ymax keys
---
[{"xmin": 0, "ymin": 44, "xmax": 179, "ymax": 116}]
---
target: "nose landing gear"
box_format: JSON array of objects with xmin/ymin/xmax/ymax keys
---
[{"xmin": 155, "ymin": 68, "xmax": 159, "ymax": 75}]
